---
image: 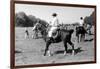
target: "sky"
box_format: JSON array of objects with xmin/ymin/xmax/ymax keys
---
[{"xmin": 15, "ymin": 3, "xmax": 94, "ymax": 24}]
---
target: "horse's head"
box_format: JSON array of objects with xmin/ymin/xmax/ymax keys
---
[{"xmin": 34, "ymin": 22, "xmax": 49, "ymax": 36}]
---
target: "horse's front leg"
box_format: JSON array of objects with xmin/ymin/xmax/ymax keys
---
[
  {"xmin": 44, "ymin": 41, "xmax": 51, "ymax": 56},
  {"xmin": 80, "ymin": 34, "xmax": 82, "ymax": 42},
  {"xmin": 63, "ymin": 41, "xmax": 68, "ymax": 55},
  {"xmin": 32, "ymin": 31, "xmax": 36, "ymax": 39},
  {"xmin": 36, "ymin": 32, "xmax": 38, "ymax": 39},
  {"xmin": 76, "ymin": 35, "xmax": 79, "ymax": 43},
  {"xmin": 68, "ymin": 41, "xmax": 75, "ymax": 55},
  {"xmin": 81, "ymin": 34, "xmax": 85, "ymax": 42}
]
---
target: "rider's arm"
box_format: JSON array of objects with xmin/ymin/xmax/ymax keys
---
[{"xmin": 57, "ymin": 18, "xmax": 59, "ymax": 25}]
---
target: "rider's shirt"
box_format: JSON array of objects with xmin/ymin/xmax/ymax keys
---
[
  {"xmin": 48, "ymin": 17, "xmax": 59, "ymax": 37},
  {"xmin": 50, "ymin": 17, "xmax": 59, "ymax": 27},
  {"xmin": 79, "ymin": 19, "xmax": 84, "ymax": 26}
]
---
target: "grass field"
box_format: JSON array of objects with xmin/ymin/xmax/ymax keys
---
[{"xmin": 15, "ymin": 26, "xmax": 95, "ymax": 66}]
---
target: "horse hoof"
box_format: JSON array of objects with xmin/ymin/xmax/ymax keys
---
[
  {"xmin": 48, "ymin": 53, "xmax": 52, "ymax": 56},
  {"xmin": 72, "ymin": 50, "xmax": 75, "ymax": 56},
  {"xmin": 44, "ymin": 54, "xmax": 52, "ymax": 56},
  {"xmin": 47, "ymin": 50, "xmax": 52, "ymax": 56},
  {"xmin": 48, "ymin": 54, "xmax": 51, "ymax": 56},
  {"xmin": 64, "ymin": 51, "xmax": 67, "ymax": 56},
  {"xmin": 44, "ymin": 54, "xmax": 46, "ymax": 56}
]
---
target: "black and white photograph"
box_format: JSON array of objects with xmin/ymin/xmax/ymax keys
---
[{"xmin": 12, "ymin": 1, "xmax": 96, "ymax": 68}]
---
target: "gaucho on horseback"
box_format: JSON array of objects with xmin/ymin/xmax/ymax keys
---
[
  {"xmin": 32, "ymin": 13, "xmax": 75, "ymax": 56},
  {"xmin": 76, "ymin": 17, "xmax": 87, "ymax": 42},
  {"xmin": 48, "ymin": 13, "xmax": 60, "ymax": 41}
]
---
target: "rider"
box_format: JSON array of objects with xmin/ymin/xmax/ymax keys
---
[
  {"xmin": 78, "ymin": 17, "xmax": 85, "ymax": 30},
  {"xmin": 77, "ymin": 17, "xmax": 87, "ymax": 35},
  {"xmin": 48, "ymin": 13, "xmax": 60, "ymax": 40},
  {"xmin": 79, "ymin": 17, "xmax": 84, "ymax": 27}
]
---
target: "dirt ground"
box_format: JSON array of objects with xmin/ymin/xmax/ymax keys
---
[{"xmin": 15, "ymin": 26, "xmax": 95, "ymax": 66}]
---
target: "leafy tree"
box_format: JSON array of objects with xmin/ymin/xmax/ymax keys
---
[
  {"xmin": 84, "ymin": 11, "xmax": 95, "ymax": 25},
  {"xmin": 15, "ymin": 12, "xmax": 48, "ymax": 27}
]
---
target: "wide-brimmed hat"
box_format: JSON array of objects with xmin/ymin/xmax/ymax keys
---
[
  {"xmin": 52, "ymin": 13, "xmax": 57, "ymax": 16},
  {"xmin": 80, "ymin": 17, "xmax": 83, "ymax": 20}
]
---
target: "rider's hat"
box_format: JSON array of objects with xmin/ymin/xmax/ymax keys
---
[
  {"xmin": 80, "ymin": 17, "xmax": 83, "ymax": 20},
  {"xmin": 52, "ymin": 13, "xmax": 57, "ymax": 16}
]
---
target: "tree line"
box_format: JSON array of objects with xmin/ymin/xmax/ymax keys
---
[
  {"xmin": 15, "ymin": 12, "xmax": 48, "ymax": 27},
  {"xmin": 15, "ymin": 11, "xmax": 95, "ymax": 27}
]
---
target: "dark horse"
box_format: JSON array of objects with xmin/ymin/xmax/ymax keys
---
[
  {"xmin": 35, "ymin": 23, "xmax": 75, "ymax": 56},
  {"xmin": 76, "ymin": 26, "xmax": 87, "ymax": 43}
]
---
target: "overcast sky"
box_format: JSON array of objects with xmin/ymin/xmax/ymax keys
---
[{"xmin": 15, "ymin": 4, "xmax": 94, "ymax": 24}]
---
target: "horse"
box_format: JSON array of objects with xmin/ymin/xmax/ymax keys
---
[
  {"xmin": 76, "ymin": 26, "xmax": 87, "ymax": 43},
  {"xmin": 32, "ymin": 22, "xmax": 49, "ymax": 39},
  {"xmin": 35, "ymin": 23, "xmax": 75, "ymax": 56},
  {"xmin": 32, "ymin": 23, "xmax": 40, "ymax": 39}
]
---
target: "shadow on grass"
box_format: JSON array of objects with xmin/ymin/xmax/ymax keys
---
[
  {"xmin": 54, "ymin": 47, "xmax": 83, "ymax": 55},
  {"xmin": 15, "ymin": 50, "xmax": 22, "ymax": 53},
  {"xmin": 84, "ymin": 38, "xmax": 93, "ymax": 42},
  {"xmin": 87, "ymin": 33, "xmax": 94, "ymax": 35}
]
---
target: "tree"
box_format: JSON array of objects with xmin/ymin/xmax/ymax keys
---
[
  {"xmin": 84, "ymin": 11, "xmax": 95, "ymax": 26},
  {"xmin": 15, "ymin": 12, "xmax": 33, "ymax": 27},
  {"xmin": 15, "ymin": 12, "xmax": 27, "ymax": 27},
  {"xmin": 28, "ymin": 15, "xmax": 37, "ymax": 26},
  {"xmin": 15, "ymin": 12, "xmax": 48, "ymax": 27}
]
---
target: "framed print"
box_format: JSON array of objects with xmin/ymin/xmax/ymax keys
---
[{"xmin": 10, "ymin": 0, "xmax": 96, "ymax": 69}]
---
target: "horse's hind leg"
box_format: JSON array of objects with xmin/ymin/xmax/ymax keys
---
[
  {"xmin": 63, "ymin": 41, "xmax": 68, "ymax": 55},
  {"xmin": 68, "ymin": 41, "xmax": 75, "ymax": 55}
]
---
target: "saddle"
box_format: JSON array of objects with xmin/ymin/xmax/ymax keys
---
[{"xmin": 52, "ymin": 29, "xmax": 60, "ymax": 39}]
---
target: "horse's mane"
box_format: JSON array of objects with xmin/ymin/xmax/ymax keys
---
[{"xmin": 60, "ymin": 29, "xmax": 74, "ymax": 34}]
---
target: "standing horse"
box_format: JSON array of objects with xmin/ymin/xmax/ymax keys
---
[
  {"xmin": 32, "ymin": 22, "xmax": 49, "ymax": 39},
  {"xmin": 35, "ymin": 23, "xmax": 75, "ymax": 56},
  {"xmin": 76, "ymin": 26, "xmax": 87, "ymax": 43},
  {"xmin": 32, "ymin": 23, "xmax": 40, "ymax": 39}
]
